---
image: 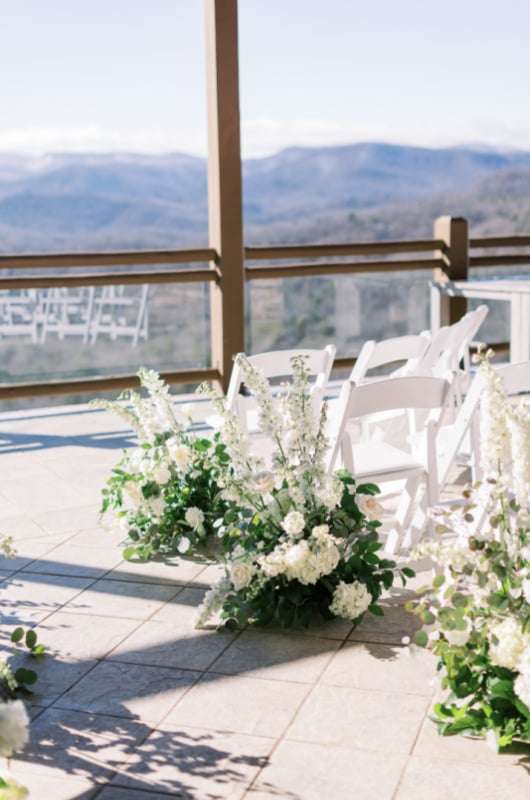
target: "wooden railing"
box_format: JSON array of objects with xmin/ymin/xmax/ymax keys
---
[{"xmin": 1, "ymin": 216, "xmax": 529, "ymax": 400}]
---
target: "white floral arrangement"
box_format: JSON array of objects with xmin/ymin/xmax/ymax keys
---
[
  {"xmin": 93, "ymin": 368, "xmax": 230, "ymax": 561},
  {"xmin": 195, "ymin": 353, "xmax": 411, "ymax": 629},
  {"xmin": 410, "ymin": 352, "xmax": 530, "ymax": 751},
  {"xmin": 0, "ymin": 697, "xmax": 29, "ymax": 800}
]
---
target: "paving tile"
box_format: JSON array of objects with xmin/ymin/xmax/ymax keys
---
[
  {"xmin": 61, "ymin": 577, "xmax": 180, "ymax": 619},
  {"xmin": 0, "ymin": 514, "xmax": 49, "ymax": 541},
  {"xmin": 56, "ymin": 660, "xmax": 201, "ymax": 724},
  {"xmin": 10, "ymin": 707, "xmax": 149, "ymax": 784},
  {"xmin": 0, "ymin": 536, "xmax": 72, "ymax": 571},
  {"xmin": 394, "ymin": 754, "xmax": 530, "ymax": 800},
  {"xmin": 0, "ymin": 472, "xmax": 97, "ymax": 514},
  {"xmin": 109, "ymin": 589, "xmax": 236, "ymax": 672},
  {"xmin": 110, "ymin": 556, "xmax": 210, "ymax": 587},
  {"xmin": 24, "ymin": 612, "xmax": 141, "ymax": 705},
  {"xmin": 0, "ymin": 767, "xmax": 99, "ymax": 800},
  {"xmin": 98, "ymin": 788, "xmax": 179, "ymax": 800},
  {"xmin": 413, "ymin": 714, "xmax": 530, "ymax": 766},
  {"xmin": 247, "ymin": 613, "xmax": 354, "ymax": 641},
  {"xmin": 320, "ymin": 640, "xmax": 437, "ymax": 695},
  {"xmin": 28, "ymin": 504, "xmax": 101, "ymax": 535},
  {"xmin": 286, "ymin": 684, "xmax": 429, "ymax": 754},
  {"xmin": 0, "ymin": 492, "xmax": 20, "ymax": 518},
  {"xmin": 247, "ymin": 739, "xmax": 406, "ymax": 800},
  {"xmin": 163, "ymin": 672, "xmax": 310, "ymax": 737},
  {"xmin": 210, "ymin": 629, "xmax": 341, "ymax": 683},
  {"xmin": 0, "ymin": 571, "xmax": 92, "ymax": 626},
  {"xmin": 22, "ymin": 543, "xmax": 123, "ymax": 578},
  {"xmin": 37, "ymin": 611, "xmax": 141, "ymax": 661},
  {"xmin": 348, "ymin": 600, "xmax": 423, "ymax": 645},
  {"xmin": 111, "ymin": 723, "xmax": 273, "ymax": 798}
]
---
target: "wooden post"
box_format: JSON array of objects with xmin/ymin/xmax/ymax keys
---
[
  {"xmin": 205, "ymin": 0, "xmax": 245, "ymax": 391},
  {"xmin": 433, "ymin": 216, "xmax": 469, "ymax": 327}
]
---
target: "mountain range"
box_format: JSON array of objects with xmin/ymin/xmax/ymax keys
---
[{"xmin": 1, "ymin": 142, "xmax": 530, "ymax": 252}]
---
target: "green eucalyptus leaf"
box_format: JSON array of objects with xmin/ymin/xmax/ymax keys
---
[
  {"xmin": 11, "ymin": 627, "xmax": 24, "ymax": 644},
  {"xmin": 414, "ymin": 629, "xmax": 429, "ymax": 647}
]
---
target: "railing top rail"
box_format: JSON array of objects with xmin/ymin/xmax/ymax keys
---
[
  {"xmin": 244, "ymin": 238, "xmax": 446, "ymax": 260},
  {"xmin": 0, "ymin": 248, "xmax": 218, "ymax": 269},
  {"xmin": 469, "ymin": 235, "xmax": 530, "ymax": 249}
]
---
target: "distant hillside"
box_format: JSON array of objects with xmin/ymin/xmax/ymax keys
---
[{"xmin": 1, "ymin": 143, "xmax": 530, "ymax": 251}]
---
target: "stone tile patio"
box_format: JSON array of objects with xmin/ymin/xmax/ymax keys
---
[{"xmin": 1, "ymin": 397, "xmax": 530, "ymax": 799}]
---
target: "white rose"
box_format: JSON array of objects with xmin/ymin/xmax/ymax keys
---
[
  {"xmin": 358, "ymin": 495, "xmax": 384, "ymax": 521},
  {"xmin": 444, "ymin": 624, "xmax": 471, "ymax": 647},
  {"xmin": 0, "ymin": 700, "xmax": 30, "ymax": 757},
  {"xmin": 152, "ymin": 462, "xmax": 171, "ymax": 485},
  {"xmin": 185, "ymin": 507, "xmax": 205, "ymax": 527},
  {"xmin": 230, "ymin": 561, "xmax": 256, "ymax": 591},
  {"xmin": 169, "ymin": 442, "xmax": 192, "ymax": 471},
  {"xmin": 252, "ymin": 471, "xmax": 275, "ymax": 495}
]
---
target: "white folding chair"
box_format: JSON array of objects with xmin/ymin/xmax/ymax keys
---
[
  {"xmin": 325, "ymin": 374, "xmax": 451, "ymax": 554},
  {"xmin": 495, "ymin": 360, "xmax": 530, "ymax": 397},
  {"xmin": 350, "ymin": 331, "xmax": 432, "ymax": 384},
  {"xmin": 421, "ymin": 304, "xmax": 489, "ymax": 413},
  {"xmin": 212, "ymin": 345, "xmax": 336, "ymax": 434}
]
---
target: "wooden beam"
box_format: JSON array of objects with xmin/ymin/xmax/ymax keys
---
[{"xmin": 205, "ymin": 0, "xmax": 245, "ymax": 391}]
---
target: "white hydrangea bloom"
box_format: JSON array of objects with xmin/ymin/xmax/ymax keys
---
[
  {"xmin": 329, "ymin": 580, "xmax": 372, "ymax": 620},
  {"xmin": 281, "ymin": 511, "xmax": 305, "ymax": 536},
  {"xmin": 0, "ymin": 774, "xmax": 29, "ymax": 800},
  {"xmin": 488, "ymin": 617, "xmax": 526, "ymax": 670},
  {"xmin": 0, "ymin": 700, "xmax": 30, "ymax": 757}
]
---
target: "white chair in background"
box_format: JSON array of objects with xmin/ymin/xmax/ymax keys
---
[
  {"xmin": 325, "ymin": 374, "xmax": 451, "ymax": 554},
  {"xmin": 350, "ymin": 331, "xmax": 432, "ymax": 384},
  {"xmin": 495, "ymin": 360, "xmax": 530, "ymax": 397},
  {"xmin": 420, "ymin": 304, "xmax": 489, "ymax": 413},
  {"xmin": 220, "ymin": 345, "xmax": 336, "ymax": 434}
]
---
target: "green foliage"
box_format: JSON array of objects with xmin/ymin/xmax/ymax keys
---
[
  {"xmin": 95, "ymin": 370, "xmax": 231, "ymax": 561},
  {"xmin": 0, "ymin": 627, "xmax": 46, "ymax": 700}
]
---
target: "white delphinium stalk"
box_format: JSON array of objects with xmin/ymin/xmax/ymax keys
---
[
  {"xmin": 198, "ymin": 381, "xmax": 264, "ymax": 508},
  {"xmin": 194, "ymin": 577, "xmax": 233, "ymax": 629},
  {"xmin": 478, "ymin": 356, "xmax": 512, "ymax": 483},
  {"xmin": 235, "ymin": 355, "xmax": 283, "ymax": 440},
  {"xmin": 506, "ymin": 403, "xmax": 530, "ymax": 508}
]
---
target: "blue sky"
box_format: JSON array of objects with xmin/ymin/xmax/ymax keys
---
[{"xmin": 1, "ymin": 0, "xmax": 529, "ymax": 157}]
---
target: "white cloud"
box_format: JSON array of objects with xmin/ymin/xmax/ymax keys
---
[
  {"xmin": 0, "ymin": 118, "xmax": 526, "ymax": 159},
  {"xmin": 0, "ymin": 126, "xmax": 208, "ymax": 157}
]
